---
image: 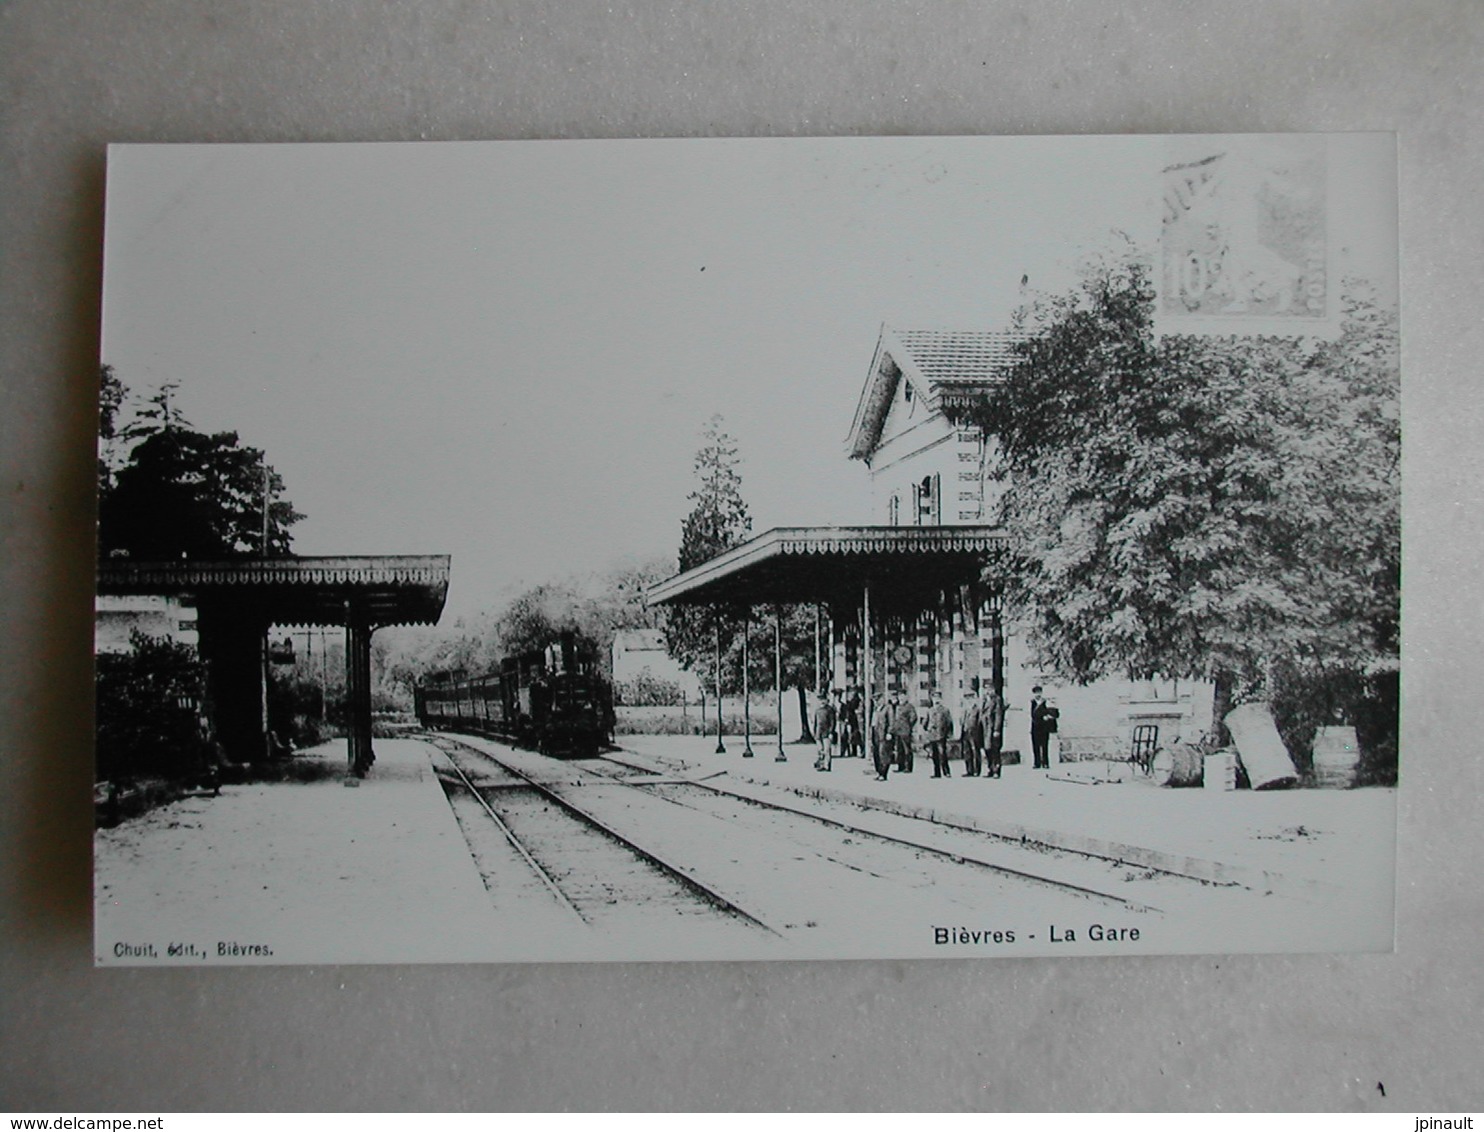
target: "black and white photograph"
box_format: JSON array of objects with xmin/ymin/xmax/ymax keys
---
[{"xmin": 92, "ymin": 133, "xmax": 1399, "ymax": 966}]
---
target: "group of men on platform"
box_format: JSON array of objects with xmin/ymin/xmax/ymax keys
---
[{"xmin": 812, "ymin": 680, "xmax": 1056, "ymax": 781}]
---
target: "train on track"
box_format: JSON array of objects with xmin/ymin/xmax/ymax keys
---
[{"xmin": 414, "ymin": 631, "xmax": 616, "ymax": 758}]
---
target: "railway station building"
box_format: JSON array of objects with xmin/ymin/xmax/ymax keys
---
[
  {"xmin": 97, "ymin": 554, "xmax": 450, "ymax": 776},
  {"xmin": 648, "ymin": 325, "xmax": 1215, "ymax": 762}
]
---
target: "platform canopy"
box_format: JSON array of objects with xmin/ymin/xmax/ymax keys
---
[
  {"xmin": 646, "ymin": 525, "xmax": 1007, "ymax": 611},
  {"xmin": 98, "ymin": 555, "xmax": 450, "ymax": 775},
  {"xmin": 97, "ymin": 554, "xmax": 451, "ymax": 628}
]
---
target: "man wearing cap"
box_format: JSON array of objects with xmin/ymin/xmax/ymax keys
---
[
  {"xmin": 925, "ymin": 689, "xmax": 954, "ymax": 778},
  {"xmin": 812, "ymin": 688, "xmax": 837, "ymax": 772}
]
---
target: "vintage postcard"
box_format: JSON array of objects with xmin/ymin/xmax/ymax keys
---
[{"xmin": 94, "ymin": 135, "xmax": 1398, "ymax": 965}]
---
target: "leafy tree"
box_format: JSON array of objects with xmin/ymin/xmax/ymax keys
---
[
  {"xmin": 494, "ymin": 581, "xmax": 585, "ymax": 658},
  {"xmin": 490, "ymin": 556, "xmax": 674, "ymax": 672},
  {"xmin": 661, "ymin": 416, "xmax": 825, "ymax": 739},
  {"xmin": 97, "ymin": 379, "xmax": 304, "ymax": 559},
  {"xmin": 376, "ymin": 556, "xmax": 673, "ymax": 698},
  {"xmin": 678, "ymin": 414, "xmax": 753, "ymax": 571},
  {"xmin": 118, "ymin": 380, "xmax": 189, "ymax": 442},
  {"xmin": 578, "ymin": 556, "xmax": 672, "ymax": 642},
  {"xmin": 97, "ymin": 365, "xmax": 127, "ymax": 500},
  {"xmin": 972, "ymin": 256, "xmax": 1398, "ymax": 764},
  {"xmin": 664, "ymin": 416, "xmax": 753, "ymax": 691}
]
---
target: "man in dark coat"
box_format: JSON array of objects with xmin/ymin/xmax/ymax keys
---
[
  {"xmin": 812, "ymin": 688, "xmax": 837, "ymax": 772},
  {"xmin": 871, "ymin": 693, "xmax": 894, "ymax": 780},
  {"xmin": 889, "ymin": 690, "xmax": 917, "ymax": 773},
  {"xmin": 925, "ymin": 690, "xmax": 954, "ymax": 778},
  {"xmin": 984, "ymin": 686, "xmax": 1006, "ymax": 778},
  {"xmin": 841, "ymin": 686, "xmax": 863, "ymax": 758},
  {"xmin": 1030, "ymin": 685, "xmax": 1058, "ymax": 769},
  {"xmin": 960, "ymin": 686, "xmax": 983, "ymax": 777}
]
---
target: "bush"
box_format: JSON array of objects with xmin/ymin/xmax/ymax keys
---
[
  {"xmin": 614, "ymin": 672, "xmax": 688, "ymax": 707},
  {"xmin": 614, "ymin": 712, "xmax": 703, "ymax": 736},
  {"xmin": 96, "ymin": 632, "xmax": 213, "ymax": 782},
  {"xmin": 1269, "ymin": 663, "xmax": 1398, "ymax": 785},
  {"xmin": 267, "ymin": 672, "xmax": 338, "ymax": 749},
  {"xmin": 614, "ymin": 704, "xmax": 779, "ymax": 736}
]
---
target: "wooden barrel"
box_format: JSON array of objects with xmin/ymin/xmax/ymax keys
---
[
  {"xmin": 1152, "ymin": 740, "xmax": 1204, "ymax": 787},
  {"xmin": 1224, "ymin": 701, "xmax": 1299, "ymax": 790},
  {"xmin": 1312, "ymin": 725, "xmax": 1360, "ymax": 788}
]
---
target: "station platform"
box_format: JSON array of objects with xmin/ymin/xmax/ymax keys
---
[
  {"xmin": 94, "ymin": 738, "xmax": 501, "ymax": 965},
  {"xmin": 615, "ymin": 734, "xmax": 1398, "ymax": 906}
]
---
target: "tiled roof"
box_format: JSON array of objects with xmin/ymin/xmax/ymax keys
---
[
  {"xmin": 845, "ymin": 325, "xmax": 1027, "ymax": 459},
  {"xmin": 891, "ymin": 329, "xmax": 1023, "ymax": 385}
]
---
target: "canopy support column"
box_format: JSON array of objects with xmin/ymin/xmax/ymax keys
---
[
  {"xmin": 259, "ymin": 627, "xmax": 272, "ymax": 762},
  {"xmin": 774, "ymin": 604, "xmax": 786, "ymax": 762},
  {"xmin": 862, "ymin": 579, "xmax": 873, "ymax": 771},
  {"xmin": 826, "ymin": 608, "xmax": 837, "ymax": 693},
  {"xmin": 345, "ymin": 606, "xmax": 374, "ymax": 777},
  {"xmin": 988, "ymin": 592, "xmax": 1005, "ymax": 703},
  {"xmin": 196, "ymin": 602, "xmax": 270, "ymax": 767},
  {"xmin": 915, "ymin": 611, "xmax": 932, "ymax": 707},
  {"xmin": 949, "ymin": 587, "xmax": 967, "ymax": 718},
  {"xmin": 814, "ymin": 605, "xmax": 821, "ymax": 693},
  {"xmin": 714, "ymin": 617, "xmax": 726, "ymax": 755}
]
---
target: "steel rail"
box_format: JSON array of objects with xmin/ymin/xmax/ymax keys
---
[
  {"xmin": 450, "ymin": 739, "xmax": 783, "ymax": 937},
  {"xmin": 591, "ymin": 753, "xmax": 1159, "ymax": 912},
  {"xmin": 434, "ymin": 742, "xmax": 590, "ymax": 927}
]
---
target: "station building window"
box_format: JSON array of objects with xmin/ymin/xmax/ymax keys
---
[{"xmin": 912, "ymin": 473, "xmax": 941, "ymax": 526}]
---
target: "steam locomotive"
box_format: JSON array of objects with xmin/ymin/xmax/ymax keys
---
[{"xmin": 414, "ymin": 631, "xmax": 615, "ymax": 758}]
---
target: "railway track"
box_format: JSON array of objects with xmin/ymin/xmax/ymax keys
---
[
  {"xmin": 428, "ymin": 736, "xmax": 779, "ymax": 940},
  {"xmin": 576, "ymin": 751, "xmax": 1173, "ymax": 912},
  {"xmin": 426, "ymin": 731, "xmax": 1226, "ymax": 954}
]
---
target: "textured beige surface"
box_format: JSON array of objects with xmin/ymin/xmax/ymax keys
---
[{"xmin": 2, "ymin": 0, "xmax": 1479, "ymax": 1111}]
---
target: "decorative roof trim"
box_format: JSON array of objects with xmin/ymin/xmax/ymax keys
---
[
  {"xmin": 844, "ymin": 324, "xmax": 900, "ymax": 461},
  {"xmin": 98, "ymin": 555, "xmax": 451, "ymax": 591},
  {"xmin": 98, "ymin": 555, "xmax": 452, "ymax": 628},
  {"xmin": 646, "ymin": 525, "xmax": 1006, "ymax": 605}
]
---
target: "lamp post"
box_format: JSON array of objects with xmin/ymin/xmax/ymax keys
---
[
  {"xmin": 742, "ymin": 607, "xmax": 754, "ymax": 757},
  {"xmin": 987, "ymin": 591, "xmax": 1005, "ymax": 703}
]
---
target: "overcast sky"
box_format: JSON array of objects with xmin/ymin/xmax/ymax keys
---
[{"xmin": 100, "ymin": 135, "xmax": 1395, "ymax": 618}]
